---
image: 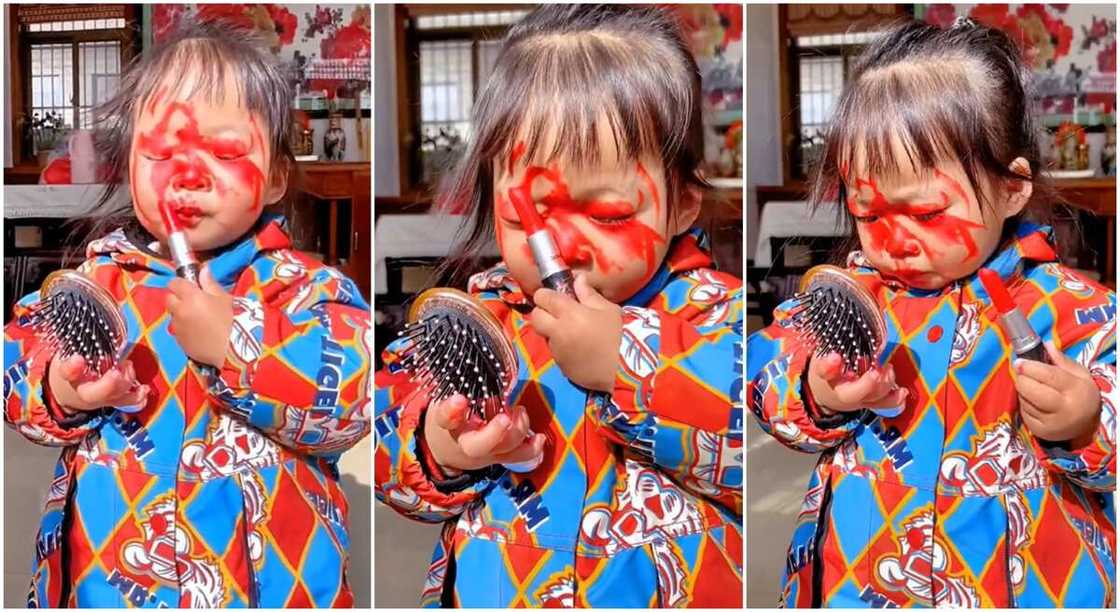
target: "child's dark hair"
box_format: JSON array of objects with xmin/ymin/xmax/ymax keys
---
[
  {"xmin": 809, "ymin": 17, "xmax": 1059, "ymax": 260},
  {"xmin": 437, "ymin": 4, "xmax": 706, "ymax": 288},
  {"xmin": 75, "ymin": 16, "xmax": 295, "ymax": 257}
]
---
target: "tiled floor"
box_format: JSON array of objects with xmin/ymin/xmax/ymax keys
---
[
  {"xmin": 745, "ymin": 419, "xmax": 818, "ymax": 608},
  {"xmin": 373, "ymin": 504, "xmax": 440, "ymax": 607}
]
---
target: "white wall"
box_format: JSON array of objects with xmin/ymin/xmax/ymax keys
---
[
  {"xmin": 374, "ymin": 5, "xmax": 400, "ymax": 197},
  {"xmin": 745, "ymin": 5, "xmax": 782, "ymax": 261}
]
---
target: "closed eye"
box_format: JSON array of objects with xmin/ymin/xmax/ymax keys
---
[
  {"xmin": 912, "ymin": 210, "xmax": 946, "ymax": 222},
  {"xmin": 853, "ymin": 214, "xmax": 879, "ymax": 224},
  {"xmin": 590, "ymin": 213, "xmax": 635, "ymax": 226}
]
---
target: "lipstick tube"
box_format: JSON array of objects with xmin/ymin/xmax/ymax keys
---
[
  {"xmin": 978, "ymin": 269, "xmax": 1050, "ymax": 364},
  {"xmin": 159, "ymin": 202, "xmax": 201, "ymax": 285},
  {"xmin": 508, "ymin": 187, "xmax": 576, "ymax": 297}
]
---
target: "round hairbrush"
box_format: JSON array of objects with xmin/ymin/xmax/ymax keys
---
[
  {"xmin": 398, "ymin": 288, "xmax": 518, "ymax": 421},
  {"xmin": 789, "ymin": 265, "xmax": 886, "ymax": 376},
  {"xmin": 27, "ymin": 270, "xmax": 127, "ymax": 378}
]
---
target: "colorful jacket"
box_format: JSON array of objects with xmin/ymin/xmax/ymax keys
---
[
  {"xmin": 748, "ymin": 222, "xmax": 1116, "ymax": 608},
  {"xmin": 4, "ymin": 217, "xmax": 371, "ymax": 608},
  {"xmin": 375, "ymin": 229, "xmax": 744, "ymax": 607}
]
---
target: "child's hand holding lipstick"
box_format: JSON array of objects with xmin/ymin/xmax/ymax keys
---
[
  {"xmin": 1014, "ymin": 342, "xmax": 1102, "ymax": 448},
  {"xmin": 166, "ymin": 268, "xmax": 235, "ymax": 368},
  {"xmin": 530, "ymin": 274, "xmax": 623, "ymax": 392}
]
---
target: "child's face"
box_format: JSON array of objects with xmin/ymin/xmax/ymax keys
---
[
  {"xmin": 130, "ymin": 70, "xmax": 285, "ymax": 251},
  {"xmin": 846, "ymin": 159, "xmax": 1015, "ymax": 290},
  {"xmin": 492, "ymin": 133, "xmax": 684, "ymax": 303}
]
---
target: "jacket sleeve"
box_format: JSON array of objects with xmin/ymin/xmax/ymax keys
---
[
  {"xmin": 372, "ymin": 291, "xmax": 512, "ymax": 523},
  {"xmin": 208, "ymin": 266, "xmax": 371, "ymax": 459},
  {"xmin": 589, "ymin": 272, "xmax": 743, "ymax": 516},
  {"xmin": 3, "ymin": 256, "xmax": 118, "ymax": 446},
  {"xmin": 747, "ymin": 296, "xmax": 863, "ymax": 454},
  {"xmin": 1030, "ymin": 314, "xmax": 1116, "ymax": 492}
]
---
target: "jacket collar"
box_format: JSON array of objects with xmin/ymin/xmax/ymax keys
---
[{"xmin": 87, "ymin": 213, "xmax": 292, "ymax": 288}]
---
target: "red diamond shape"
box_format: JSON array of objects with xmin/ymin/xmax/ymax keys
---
[{"xmin": 266, "ymin": 469, "xmax": 316, "ymax": 566}]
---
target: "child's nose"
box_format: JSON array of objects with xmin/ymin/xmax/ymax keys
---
[
  {"xmin": 171, "ymin": 157, "xmax": 212, "ymax": 191},
  {"xmin": 550, "ymin": 221, "xmax": 593, "ymax": 267},
  {"xmin": 885, "ymin": 224, "xmax": 921, "ymax": 258}
]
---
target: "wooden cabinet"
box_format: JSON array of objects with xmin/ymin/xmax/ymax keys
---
[{"xmin": 294, "ymin": 161, "xmax": 372, "ymax": 300}]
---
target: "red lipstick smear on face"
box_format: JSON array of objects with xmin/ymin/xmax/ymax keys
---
[
  {"xmin": 848, "ymin": 175, "xmax": 986, "ymax": 279},
  {"xmin": 136, "ymin": 101, "xmax": 266, "ymax": 234},
  {"xmin": 506, "ymin": 164, "xmax": 665, "ymax": 275}
]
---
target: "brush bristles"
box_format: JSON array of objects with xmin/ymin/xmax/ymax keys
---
[
  {"xmin": 398, "ymin": 311, "xmax": 510, "ymax": 419},
  {"xmin": 29, "ymin": 287, "xmax": 122, "ymax": 377},
  {"xmin": 790, "ymin": 284, "xmax": 880, "ymax": 375}
]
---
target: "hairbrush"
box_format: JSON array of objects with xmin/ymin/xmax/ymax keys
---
[
  {"xmin": 789, "ymin": 265, "xmax": 886, "ymax": 376},
  {"xmin": 398, "ymin": 287, "xmax": 518, "ymax": 421},
  {"xmin": 27, "ymin": 270, "xmax": 127, "ymax": 378}
]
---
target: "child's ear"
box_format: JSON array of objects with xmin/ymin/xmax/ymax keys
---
[
  {"xmin": 670, "ymin": 184, "xmax": 703, "ymax": 235},
  {"xmin": 263, "ymin": 161, "xmax": 290, "ymax": 206},
  {"xmin": 1003, "ymin": 157, "xmax": 1033, "ymax": 219}
]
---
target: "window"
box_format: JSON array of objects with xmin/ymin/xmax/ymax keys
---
[
  {"xmin": 405, "ymin": 8, "xmax": 529, "ymax": 188},
  {"xmin": 13, "ymin": 5, "xmax": 137, "ymax": 165},
  {"xmin": 791, "ymin": 31, "xmax": 882, "ymax": 178}
]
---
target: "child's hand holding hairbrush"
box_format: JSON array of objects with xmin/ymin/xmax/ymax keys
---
[
  {"xmin": 47, "ymin": 355, "xmax": 149, "ymax": 414},
  {"xmin": 530, "ymin": 275, "xmax": 623, "ymax": 392},
  {"xmin": 1014, "ymin": 342, "xmax": 1101, "ymax": 448},
  {"xmin": 806, "ymin": 353, "xmax": 908, "ymax": 416},
  {"xmin": 166, "ymin": 269, "xmax": 235, "ymax": 368},
  {"xmin": 423, "ymin": 393, "xmax": 547, "ymax": 472}
]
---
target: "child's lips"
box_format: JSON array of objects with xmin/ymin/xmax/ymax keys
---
[{"xmin": 172, "ymin": 207, "xmax": 204, "ymax": 228}]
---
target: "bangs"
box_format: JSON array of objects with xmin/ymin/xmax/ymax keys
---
[
  {"xmin": 130, "ymin": 33, "xmax": 291, "ymax": 157},
  {"xmin": 830, "ymin": 61, "xmax": 987, "ymax": 185},
  {"xmin": 471, "ymin": 31, "xmax": 696, "ymax": 174}
]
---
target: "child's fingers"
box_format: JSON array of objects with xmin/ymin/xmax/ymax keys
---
[
  {"xmin": 457, "ymin": 412, "xmax": 514, "ymax": 459},
  {"xmin": 56, "ymin": 354, "xmax": 88, "ymax": 383},
  {"xmin": 573, "ymin": 274, "xmax": 611, "ymax": 309},
  {"xmin": 532, "ymin": 287, "xmax": 577, "ymax": 317},
  {"xmin": 808, "ymin": 353, "xmax": 846, "ymax": 384},
  {"xmin": 199, "ymin": 266, "xmax": 227, "ymax": 297},
  {"xmin": 111, "ymin": 384, "xmax": 151, "ymax": 410},
  {"xmin": 1014, "ymin": 359, "xmax": 1063, "ymax": 389},
  {"xmin": 1015, "ymin": 375, "xmax": 1062, "ymax": 413},
  {"xmin": 528, "ymin": 307, "xmax": 560, "ymax": 339},
  {"xmin": 1043, "ymin": 341, "xmax": 1092, "ymax": 379},
  {"xmin": 429, "ymin": 394, "xmax": 470, "ymax": 433},
  {"xmin": 74, "ymin": 369, "xmax": 130, "ymax": 405},
  {"xmin": 495, "ymin": 433, "xmax": 546, "ymax": 467},
  {"xmin": 167, "ymin": 278, "xmax": 198, "ymax": 300},
  {"xmin": 834, "ymin": 367, "xmax": 891, "ymax": 405},
  {"xmin": 864, "ymin": 386, "xmax": 908, "ymax": 410},
  {"xmin": 492, "ymin": 406, "xmax": 531, "ymax": 454}
]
